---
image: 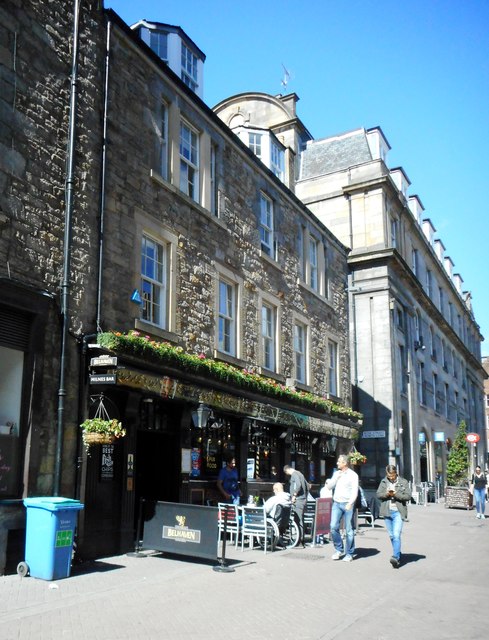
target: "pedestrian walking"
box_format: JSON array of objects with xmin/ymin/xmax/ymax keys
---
[
  {"xmin": 324, "ymin": 454, "xmax": 359, "ymax": 562},
  {"xmin": 470, "ymin": 466, "xmax": 487, "ymax": 519},
  {"xmin": 376, "ymin": 465, "xmax": 412, "ymax": 568}
]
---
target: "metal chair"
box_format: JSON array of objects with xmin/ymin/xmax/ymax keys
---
[
  {"xmin": 217, "ymin": 503, "xmax": 240, "ymax": 548},
  {"xmin": 241, "ymin": 505, "xmax": 274, "ymax": 553}
]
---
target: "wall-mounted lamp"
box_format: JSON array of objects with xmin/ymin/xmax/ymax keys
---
[
  {"xmin": 191, "ymin": 403, "xmax": 213, "ymax": 429},
  {"xmin": 131, "ymin": 289, "xmax": 142, "ymax": 304},
  {"xmin": 312, "ymin": 437, "xmax": 319, "ymax": 445}
]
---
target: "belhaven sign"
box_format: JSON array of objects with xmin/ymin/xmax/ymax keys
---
[{"xmin": 466, "ymin": 433, "xmax": 480, "ymax": 444}]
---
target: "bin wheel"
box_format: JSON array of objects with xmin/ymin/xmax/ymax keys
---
[{"xmin": 17, "ymin": 561, "xmax": 29, "ymax": 577}]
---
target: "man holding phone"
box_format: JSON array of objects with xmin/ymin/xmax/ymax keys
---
[{"xmin": 376, "ymin": 465, "xmax": 412, "ymax": 568}]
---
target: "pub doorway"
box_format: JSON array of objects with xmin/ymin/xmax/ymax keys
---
[{"xmin": 133, "ymin": 398, "xmax": 182, "ymax": 534}]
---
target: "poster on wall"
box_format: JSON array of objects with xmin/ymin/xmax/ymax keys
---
[
  {"xmin": 247, "ymin": 458, "xmax": 255, "ymax": 479},
  {"xmin": 101, "ymin": 444, "xmax": 114, "ymax": 480},
  {"xmin": 190, "ymin": 447, "xmax": 201, "ymax": 477}
]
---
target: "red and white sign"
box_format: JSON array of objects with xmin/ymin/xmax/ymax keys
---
[{"xmin": 466, "ymin": 433, "xmax": 480, "ymax": 443}]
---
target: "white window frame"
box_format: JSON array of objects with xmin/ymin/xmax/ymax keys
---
[
  {"xmin": 218, "ymin": 278, "xmax": 237, "ymax": 356},
  {"xmin": 293, "ymin": 321, "xmax": 308, "ymax": 385},
  {"xmin": 260, "ymin": 193, "xmax": 274, "ymax": 258},
  {"xmin": 181, "ymin": 42, "xmax": 198, "ymax": 91},
  {"xmin": 309, "ymin": 236, "xmax": 319, "ymax": 291},
  {"xmin": 248, "ymin": 132, "xmax": 262, "ymax": 158},
  {"xmin": 270, "ymin": 140, "xmax": 284, "ymax": 181},
  {"xmin": 327, "ymin": 340, "xmax": 338, "ymax": 397},
  {"xmin": 210, "ymin": 143, "xmax": 217, "ymax": 215},
  {"xmin": 179, "ymin": 121, "xmax": 199, "ymax": 202},
  {"xmin": 149, "ymin": 30, "xmax": 168, "ymax": 61},
  {"xmin": 412, "ymin": 248, "xmax": 418, "ymax": 276},
  {"xmin": 261, "ymin": 302, "xmax": 277, "ymax": 372},
  {"xmin": 390, "ymin": 217, "xmax": 398, "ymax": 249},
  {"xmin": 141, "ymin": 234, "xmax": 168, "ymax": 329},
  {"xmin": 158, "ymin": 101, "xmax": 169, "ymax": 180}
]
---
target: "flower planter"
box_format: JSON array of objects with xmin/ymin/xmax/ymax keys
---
[
  {"xmin": 83, "ymin": 432, "xmax": 116, "ymax": 446},
  {"xmin": 444, "ymin": 486, "xmax": 473, "ymax": 510}
]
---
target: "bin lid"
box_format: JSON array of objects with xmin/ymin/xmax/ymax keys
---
[{"xmin": 24, "ymin": 497, "xmax": 84, "ymax": 511}]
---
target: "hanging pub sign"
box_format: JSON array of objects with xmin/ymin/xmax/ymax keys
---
[
  {"xmin": 90, "ymin": 373, "xmax": 117, "ymax": 385},
  {"xmin": 90, "ymin": 356, "xmax": 118, "ymax": 368}
]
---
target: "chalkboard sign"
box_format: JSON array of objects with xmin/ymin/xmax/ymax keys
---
[
  {"xmin": 0, "ymin": 436, "xmax": 20, "ymax": 497},
  {"xmin": 445, "ymin": 486, "xmax": 473, "ymax": 510}
]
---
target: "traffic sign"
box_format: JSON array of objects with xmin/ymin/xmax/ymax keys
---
[{"xmin": 466, "ymin": 433, "xmax": 480, "ymax": 443}]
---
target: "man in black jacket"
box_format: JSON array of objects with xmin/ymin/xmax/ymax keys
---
[{"xmin": 284, "ymin": 465, "xmax": 309, "ymax": 546}]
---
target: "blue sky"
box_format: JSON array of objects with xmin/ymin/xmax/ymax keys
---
[{"xmin": 108, "ymin": 0, "xmax": 489, "ymax": 355}]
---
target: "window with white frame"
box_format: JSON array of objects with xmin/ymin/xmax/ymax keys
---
[
  {"xmin": 261, "ymin": 302, "xmax": 277, "ymax": 371},
  {"xmin": 293, "ymin": 322, "xmax": 307, "ymax": 384},
  {"xmin": 248, "ymin": 132, "xmax": 262, "ymax": 159},
  {"xmin": 179, "ymin": 121, "xmax": 199, "ymax": 201},
  {"xmin": 218, "ymin": 279, "xmax": 237, "ymax": 356},
  {"xmin": 417, "ymin": 362, "xmax": 425, "ymax": 404},
  {"xmin": 426, "ymin": 269, "xmax": 433, "ymax": 297},
  {"xmin": 323, "ymin": 243, "xmax": 330, "ymax": 299},
  {"xmin": 433, "ymin": 373, "xmax": 438, "ymax": 411},
  {"xmin": 390, "ymin": 217, "xmax": 398, "ymax": 249},
  {"xmin": 309, "ymin": 236, "xmax": 319, "ymax": 291},
  {"xmin": 327, "ymin": 341, "xmax": 338, "ymax": 396},
  {"xmin": 210, "ymin": 143, "xmax": 218, "ymax": 215},
  {"xmin": 158, "ymin": 101, "xmax": 169, "ymax": 180},
  {"xmin": 149, "ymin": 30, "xmax": 168, "ymax": 61},
  {"xmin": 297, "ymin": 224, "xmax": 305, "ymax": 280},
  {"xmin": 141, "ymin": 234, "xmax": 167, "ymax": 328},
  {"xmin": 412, "ymin": 248, "xmax": 418, "ymax": 276},
  {"xmin": 181, "ymin": 43, "xmax": 198, "ymax": 91},
  {"xmin": 270, "ymin": 141, "xmax": 284, "ymax": 181},
  {"xmin": 260, "ymin": 193, "xmax": 274, "ymax": 257}
]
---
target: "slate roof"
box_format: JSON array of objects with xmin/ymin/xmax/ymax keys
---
[{"xmin": 299, "ymin": 129, "xmax": 372, "ymax": 180}]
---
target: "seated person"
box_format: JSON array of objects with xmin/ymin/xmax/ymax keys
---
[{"xmin": 264, "ymin": 482, "xmax": 291, "ymax": 519}]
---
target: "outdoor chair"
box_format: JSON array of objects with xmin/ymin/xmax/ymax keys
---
[
  {"xmin": 241, "ymin": 505, "xmax": 274, "ymax": 553},
  {"xmin": 217, "ymin": 503, "xmax": 240, "ymax": 548}
]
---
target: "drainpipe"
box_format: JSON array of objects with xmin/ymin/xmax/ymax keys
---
[
  {"xmin": 96, "ymin": 17, "xmax": 112, "ymax": 331},
  {"xmin": 54, "ymin": 0, "xmax": 82, "ymax": 496}
]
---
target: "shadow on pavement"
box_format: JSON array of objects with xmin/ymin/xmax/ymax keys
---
[
  {"xmin": 354, "ymin": 548, "xmax": 381, "ymax": 559},
  {"xmin": 400, "ymin": 553, "xmax": 426, "ymax": 565},
  {"xmin": 71, "ymin": 560, "xmax": 125, "ymax": 575}
]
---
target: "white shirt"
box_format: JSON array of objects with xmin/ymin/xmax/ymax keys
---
[
  {"xmin": 264, "ymin": 492, "xmax": 291, "ymax": 519},
  {"xmin": 326, "ymin": 468, "xmax": 359, "ymax": 505}
]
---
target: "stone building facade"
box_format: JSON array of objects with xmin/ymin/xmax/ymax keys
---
[
  {"xmin": 215, "ymin": 98, "xmax": 486, "ymax": 490},
  {"xmin": 0, "ymin": 2, "xmax": 358, "ymax": 569}
]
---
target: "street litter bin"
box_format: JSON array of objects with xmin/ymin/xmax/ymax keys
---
[{"xmin": 18, "ymin": 497, "xmax": 84, "ymax": 580}]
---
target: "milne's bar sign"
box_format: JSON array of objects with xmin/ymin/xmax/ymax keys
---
[
  {"xmin": 90, "ymin": 373, "xmax": 117, "ymax": 385},
  {"xmin": 90, "ymin": 355, "xmax": 118, "ymax": 367},
  {"xmin": 361, "ymin": 430, "xmax": 386, "ymax": 439}
]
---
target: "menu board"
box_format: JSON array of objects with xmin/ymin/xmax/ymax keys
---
[{"xmin": 0, "ymin": 436, "xmax": 20, "ymax": 496}]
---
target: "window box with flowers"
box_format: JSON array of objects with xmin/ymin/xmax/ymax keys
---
[{"xmin": 96, "ymin": 331, "xmax": 364, "ymax": 425}]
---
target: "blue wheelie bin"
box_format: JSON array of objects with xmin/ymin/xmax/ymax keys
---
[{"xmin": 19, "ymin": 497, "xmax": 84, "ymax": 580}]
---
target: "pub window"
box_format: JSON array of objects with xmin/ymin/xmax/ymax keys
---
[{"xmin": 0, "ymin": 345, "xmax": 23, "ymax": 497}]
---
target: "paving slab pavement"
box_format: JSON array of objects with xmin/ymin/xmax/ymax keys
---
[{"xmin": 0, "ymin": 501, "xmax": 487, "ymax": 640}]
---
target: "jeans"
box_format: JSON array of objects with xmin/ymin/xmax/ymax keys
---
[
  {"xmin": 330, "ymin": 501, "xmax": 355, "ymax": 556},
  {"xmin": 383, "ymin": 509, "xmax": 403, "ymax": 559},
  {"xmin": 474, "ymin": 488, "xmax": 486, "ymax": 515}
]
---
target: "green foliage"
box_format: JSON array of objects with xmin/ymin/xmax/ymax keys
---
[
  {"xmin": 446, "ymin": 421, "xmax": 469, "ymax": 486},
  {"xmin": 79, "ymin": 418, "xmax": 126, "ymax": 437},
  {"xmin": 97, "ymin": 331, "xmax": 363, "ymax": 422}
]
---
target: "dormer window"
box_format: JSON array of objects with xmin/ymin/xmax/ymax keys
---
[
  {"xmin": 249, "ymin": 133, "xmax": 262, "ymax": 159},
  {"xmin": 181, "ymin": 43, "xmax": 198, "ymax": 91},
  {"xmin": 271, "ymin": 141, "xmax": 284, "ymax": 181},
  {"xmin": 150, "ymin": 30, "xmax": 168, "ymax": 61}
]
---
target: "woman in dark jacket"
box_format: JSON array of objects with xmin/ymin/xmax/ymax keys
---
[{"xmin": 376, "ymin": 465, "xmax": 412, "ymax": 568}]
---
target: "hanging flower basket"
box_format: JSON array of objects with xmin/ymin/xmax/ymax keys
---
[
  {"xmin": 349, "ymin": 450, "xmax": 367, "ymax": 465},
  {"xmin": 83, "ymin": 431, "xmax": 117, "ymax": 446},
  {"xmin": 80, "ymin": 418, "xmax": 126, "ymax": 449}
]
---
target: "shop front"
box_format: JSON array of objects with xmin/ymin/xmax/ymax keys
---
[{"xmin": 76, "ymin": 351, "xmax": 360, "ymax": 560}]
